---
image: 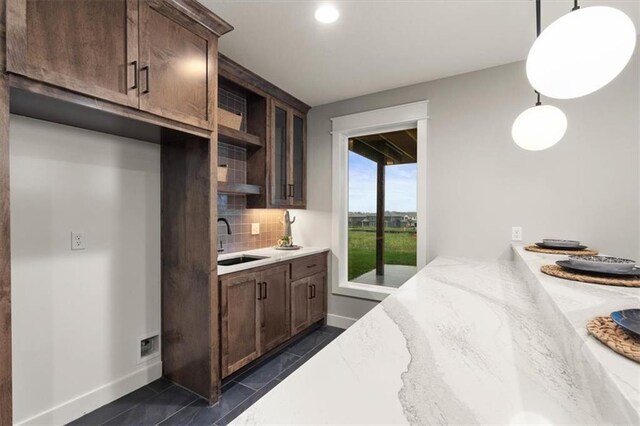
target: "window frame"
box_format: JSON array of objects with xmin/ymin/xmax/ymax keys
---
[{"xmin": 331, "ymin": 101, "xmax": 428, "ymax": 301}]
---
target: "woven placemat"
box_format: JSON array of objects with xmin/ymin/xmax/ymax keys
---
[
  {"xmin": 541, "ymin": 265, "xmax": 640, "ymax": 287},
  {"xmin": 525, "ymin": 245, "xmax": 598, "ymax": 256},
  {"xmin": 587, "ymin": 316, "xmax": 640, "ymax": 363}
]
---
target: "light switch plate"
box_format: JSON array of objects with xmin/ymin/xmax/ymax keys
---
[
  {"xmin": 251, "ymin": 223, "xmax": 260, "ymax": 235},
  {"xmin": 71, "ymin": 232, "xmax": 86, "ymax": 250}
]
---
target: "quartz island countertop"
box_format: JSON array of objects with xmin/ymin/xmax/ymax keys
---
[{"xmin": 231, "ymin": 249, "xmax": 639, "ymax": 425}]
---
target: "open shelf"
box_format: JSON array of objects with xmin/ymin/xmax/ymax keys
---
[
  {"xmin": 218, "ymin": 182, "xmax": 263, "ymax": 195},
  {"xmin": 218, "ymin": 125, "xmax": 262, "ymax": 149}
]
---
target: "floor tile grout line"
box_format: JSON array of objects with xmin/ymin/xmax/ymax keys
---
[
  {"xmin": 98, "ymin": 385, "xmax": 178, "ymax": 426},
  {"xmin": 154, "ymin": 396, "xmax": 200, "ymax": 426}
]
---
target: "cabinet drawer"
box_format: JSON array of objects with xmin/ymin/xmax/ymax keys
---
[{"xmin": 291, "ymin": 254, "xmax": 326, "ymax": 281}]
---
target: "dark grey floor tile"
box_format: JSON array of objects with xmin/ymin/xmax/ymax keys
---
[
  {"xmin": 277, "ymin": 334, "xmax": 336, "ymax": 381},
  {"xmin": 103, "ymin": 385, "xmax": 199, "ymax": 426},
  {"xmin": 159, "ymin": 381, "xmax": 255, "ymax": 426},
  {"xmin": 145, "ymin": 377, "xmax": 173, "ymax": 394},
  {"xmin": 320, "ymin": 325, "xmax": 345, "ymax": 336},
  {"xmin": 236, "ymin": 352, "xmax": 298, "ymax": 391},
  {"xmin": 215, "ymin": 380, "xmax": 280, "ymax": 426},
  {"xmin": 285, "ymin": 330, "xmax": 331, "ymax": 357},
  {"xmin": 66, "ymin": 386, "xmax": 156, "ymax": 426}
]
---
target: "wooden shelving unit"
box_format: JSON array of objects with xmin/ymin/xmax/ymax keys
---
[
  {"xmin": 218, "ymin": 124, "xmax": 262, "ymax": 149},
  {"xmin": 217, "ymin": 182, "xmax": 263, "ymax": 195}
]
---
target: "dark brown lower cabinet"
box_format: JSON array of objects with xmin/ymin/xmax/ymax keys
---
[
  {"xmin": 260, "ymin": 264, "xmax": 290, "ymax": 352},
  {"xmin": 220, "ymin": 253, "xmax": 328, "ymax": 378},
  {"xmin": 291, "ymin": 272, "xmax": 326, "ymax": 335},
  {"xmin": 220, "ymin": 263, "xmax": 293, "ymax": 377},
  {"xmin": 309, "ymin": 272, "xmax": 326, "ymax": 323},
  {"xmin": 220, "ymin": 272, "xmax": 261, "ymax": 377},
  {"xmin": 290, "ymin": 277, "xmax": 311, "ymax": 335}
]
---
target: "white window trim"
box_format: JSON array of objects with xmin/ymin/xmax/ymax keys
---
[{"xmin": 331, "ymin": 100, "xmax": 428, "ymax": 302}]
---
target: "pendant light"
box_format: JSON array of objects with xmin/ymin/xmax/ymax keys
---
[
  {"xmin": 513, "ymin": 0, "xmax": 567, "ymax": 151},
  {"xmin": 526, "ymin": 0, "xmax": 636, "ymax": 99}
]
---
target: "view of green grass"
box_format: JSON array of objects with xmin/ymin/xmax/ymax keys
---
[{"xmin": 348, "ymin": 227, "xmax": 417, "ymax": 280}]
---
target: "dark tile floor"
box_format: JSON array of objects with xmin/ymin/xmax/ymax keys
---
[{"xmin": 68, "ymin": 325, "xmax": 344, "ymax": 426}]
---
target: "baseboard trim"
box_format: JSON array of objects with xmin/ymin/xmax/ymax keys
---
[
  {"xmin": 326, "ymin": 313, "xmax": 357, "ymax": 329},
  {"xmin": 16, "ymin": 361, "xmax": 163, "ymax": 426}
]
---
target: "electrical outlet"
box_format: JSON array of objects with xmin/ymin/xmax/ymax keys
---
[
  {"xmin": 71, "ymin": 232, "xmax": 85, "ymax": 250},
  {"xmin": 251, "ymin": 223, "xmax": 260, "ymax": 235},
  {"xmin": 511, "ymin": 226, "xmax": 523, "ymax": 242}
]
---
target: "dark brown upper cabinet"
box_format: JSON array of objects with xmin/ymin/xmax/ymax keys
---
[
  {"xmin": 6, "ymin": 0, "xmax": 140, "ymax": 108},
  {"xmin": 138, "ymin": 0, "xmax": 217, "ymax": 128},
  {"xmin": 6, "ymin": 0, "xmax": 231, "ymax": 129},
  {"xmin": 217, "ymin": 55, "xmax": 310, "ymax": 209},
  {"xmin": 269, "ymin": 99, "xmax": 306, "ymax": 208}
]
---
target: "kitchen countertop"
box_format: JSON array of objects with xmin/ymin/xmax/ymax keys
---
[
  {"xmin": 232, "ymin": 252, "xmax": 638, "ymax": 424},
  {"xmin": 513, "ymin": 245, "xmax": 640, "ymax": 421},
  {"xmin": 217, "ymin": 246, "xmax": 329, "ymax": 276}
]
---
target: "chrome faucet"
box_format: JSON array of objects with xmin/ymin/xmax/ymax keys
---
[{"xmin": 217, "ymin": 218, "xmax": 232, "ymax": 253}]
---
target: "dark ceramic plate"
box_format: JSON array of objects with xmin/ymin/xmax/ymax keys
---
[
  {"xmin": 611, "ymin": 309, "xmax": 640, "ymax": 337},
  {"xmin": 536, "ymin": 242, "xmax": 588, "ymax": 251},
  {"xmin": 556, "ymin": 260, "xmax": 640, "ymax": 277}
]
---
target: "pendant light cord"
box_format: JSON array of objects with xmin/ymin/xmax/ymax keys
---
[
  {"xmin": 572, "ymin": 0, "xmax": 580, "ymax": 12},
  {"xmin": 536, "ymin": 0, "xmax": 541, "ymax": 37},
  {"xmin": 534, "ymin": 0, "xmax": 542, "ymax": 106}
]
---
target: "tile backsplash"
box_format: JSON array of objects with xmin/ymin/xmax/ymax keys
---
[{"xmin": 218, "ymin": 141, "xmax": 284, "ymax": 253}]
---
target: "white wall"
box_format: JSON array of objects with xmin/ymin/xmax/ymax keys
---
[
  {"xmin": 10, "ymin": 116, "xmax": 162, "ymax": 424},
  {"xmin": 294, "ymin": 40, "xmax": 640, "ymax": 322}
]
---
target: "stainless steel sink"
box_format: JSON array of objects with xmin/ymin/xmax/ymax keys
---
[{"xmin": 217, "ymin": 255, "xmax": 267, "ymax": 266}]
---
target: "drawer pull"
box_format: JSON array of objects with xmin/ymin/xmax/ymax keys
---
[{"xmin": 306, "ymin": 264, "xmax": 317, "ymax": 268}]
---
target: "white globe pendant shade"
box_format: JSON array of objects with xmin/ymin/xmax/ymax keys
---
[
  {"xmin": 526, "ymin": 6, "xmax": 636, "ymax": 99},
  {"xmin": 512, "ymin": 105, "xmax": 567, "ymax": 151}
]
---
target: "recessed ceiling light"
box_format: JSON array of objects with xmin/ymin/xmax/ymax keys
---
[{"xmin": 315, "ymin": 5, "xmax": 339, "ymax": 24}]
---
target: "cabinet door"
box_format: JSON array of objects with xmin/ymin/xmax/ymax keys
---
[
  {"xmin": 270, "ymin": 100, "xmax": 290, "ymax": 207},
  {"xmin": 289, "ymin": 111, "xmax": 306, "ymax": 207},
  {"xmin": 260, "ymin": 265, "xmax": 290, "ymax": 352},
  {"xmin": 309, "ymin": 272, "xmax": 326, "ymax": 323},
  {"xmin": 139, "ymin": 0, "xmax": 214, "ymax": 128},
  {"xmin": 220, "ymin": 273, "xmax": 261, "ymax": 377},
  {"xmin": 290, "ymin": 278, "xmax": 311, "ymax": 336},
  {"xmin": 7, "ymin": 0, "xmax": 139, "ymax": 108}
]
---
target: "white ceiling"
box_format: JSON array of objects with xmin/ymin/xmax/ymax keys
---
[{"xmin": 203, "ymin": 0, "xmax": 640, "ymax": 107}]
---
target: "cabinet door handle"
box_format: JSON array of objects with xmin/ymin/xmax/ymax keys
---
[
  {"xmin": 312, "ymin": 284, "xmax": 316, "ymax": 299},
  {"xmin": 131, "ymin": 61, "xmax": 138, "ymax": 90},
  {"xmin": 263, "ymin": 282, "xmax": 268, "ymax": 299},
  {"xmin": 141, "ymin": 65, "xmax": 150, "ymax": 94},
  {"xmin": 257, "ymin": 282, "xmax": 262, "ymax": 300},
  {"xmin": 288, "ymin": 184, "xmax": 294, "ymax": 198},
  {"xmin": 308, "ymin": 284, "xmax": 313, "ymax": 299}
]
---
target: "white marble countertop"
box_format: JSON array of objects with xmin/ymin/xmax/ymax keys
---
[
  {"xmin": 217, "ymin": 246, "xmax": 329, "ymax": 276},
  {"xmin": 513, "ymin": 245, "xmax": 640, "ymax": 421},
  {"xmin": 232, "ymin": 253, "xmax": 637, "ymax": 425}
]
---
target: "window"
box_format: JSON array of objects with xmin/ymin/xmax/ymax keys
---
[
  {"xmin": 347, "ymin": 130, "xmax": 417, "ymax": 288},
  {"xmin": 331, "ymin": 101, "xmax": 428, "ymax": 301}
]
